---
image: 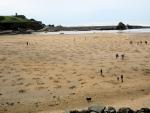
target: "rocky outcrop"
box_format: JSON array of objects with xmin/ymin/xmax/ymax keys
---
[
  {"xmin": 136, "ymin": 108, "xmax": 150, "ymax": 113},
  {"xmin": 0, "ymin": 15, "xmax": 45, "ymax": 31},
  {"xmin": 104, "ymin": 107, "xmax": 116, "ymax": 113},
  {"xmin": 68, "ymin": 106, "xmax": 150, "ymax": 113},
  {"xmin": 116, "ymin": 22, "xmax": 127, "ymax": 30},
  {"xmin": 117, "ymin": 107, "xmax": 134, "ymax": 113},
  {"xmin": 88, "ymin": 105, "xmax": 106, "ymax": 113}
]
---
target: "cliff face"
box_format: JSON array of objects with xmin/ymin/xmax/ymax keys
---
[{"xmin": 0, "ymin": 15, "xmax": 45, "ymax": 31}]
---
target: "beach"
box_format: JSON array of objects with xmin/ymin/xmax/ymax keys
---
[{"xmin": 0, "ymin": 32, "xmax": 150, "ymax": 113}]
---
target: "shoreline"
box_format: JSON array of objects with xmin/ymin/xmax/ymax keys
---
[{"xmin": 0, "ymin": 28, "xmax": 150, "ymax": 36}]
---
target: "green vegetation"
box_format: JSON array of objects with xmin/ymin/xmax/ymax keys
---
[
  {"xmin": 0, "ymin": 16, "xmax": 31, "ymax": 23},
  {"xmin": 0, "ymin": 15, "xmax": 45, "ymax": 31}
]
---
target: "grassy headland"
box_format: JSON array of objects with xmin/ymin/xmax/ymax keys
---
[{"xmin": 0, "ymin": 15, "xmax": 45, "ymax": 32}]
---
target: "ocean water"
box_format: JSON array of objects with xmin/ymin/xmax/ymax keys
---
[{"xmin": 36, "ymin": 28, "xmax": 150, "ymax": 35}]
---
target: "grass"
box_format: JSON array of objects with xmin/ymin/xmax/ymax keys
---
[
  {"xmin": 0, "ymin": 16, "xmax": 32, "ymax": 23},
  {"xmin": 0, "ymin": 15, "xmax": 44, "ymax": 30}
]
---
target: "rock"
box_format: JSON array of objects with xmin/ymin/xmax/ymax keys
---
[
  {"xmin": 63, "ymin": 110, "xmax": 70, "ymax": 113},
  {"xmin": 66, "ymin": 107, "xmax": 150, "ymax": 113},
  {"xmin": 116, "ymin": 22, "xmax": 127, "ymax": 30},
  {"xmin": 88, "ymin": 105, "xmax": 106, "ymax": 113},
  {"xmin": 70, "ymin": 110, "xmax": 80, "ymax": 113},
  {"xmin": 117, "ymin": 107, "xmax": 134, "ymax": 113},
  {"xmin": 141, "ymin": 108, "xmax": 150, "ymax": 113},
  {"xmin": 104, "ymin": 106, "xmax": 116, "ymax": 113},
  {"xmin": 70, "ymin": 110, "xmax": 90, "ymax": 113},
  {"xmin": 90, "ymin": 112, "xmax": 97, "ymax": 113},
  {"xmin": 136, "ymin": 108, "xmax": 150, "ymax": 113}
]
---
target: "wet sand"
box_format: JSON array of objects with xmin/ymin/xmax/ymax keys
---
[{"xmin": 0, "ymin": 32, "xmax": 150, "ymax": 113}]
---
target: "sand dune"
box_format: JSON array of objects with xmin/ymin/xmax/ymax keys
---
[{"xmin": 0, "ymin": 33, "xmax": 150, "ymax": 113}]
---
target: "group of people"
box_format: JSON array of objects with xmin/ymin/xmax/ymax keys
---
[
  {"xmin": 99, "ymin": 53, "xmax": 126, "ymax": 82},
  {"xmin": 130, "ymin": 40, "xmax": 148, "ymax": 45},
  {"xmin": 117, "ymin": 75, "xmax": 124, "ymax": 83},
  {"xmin": 116, "ymin": 53, "xmax": 125, "ymax": 60},
  {"xmin": 99, "ymin": 68, "xmax": 124, "ymax": 83},
  {"xmin": 116, "ymin": 53, "xmax": 125, "ymax": 83},
  {"xmin": 115, "ymin": 40, "xmax": 148, "ymax": 83}
]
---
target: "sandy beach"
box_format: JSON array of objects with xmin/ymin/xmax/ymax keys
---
[{"xmin": 0, "ymin": 32, "xmax": 150, "ymax": 113}]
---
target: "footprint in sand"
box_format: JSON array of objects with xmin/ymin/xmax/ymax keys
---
[
  {"xmin": 18, "ymin": 89, "xmax": 26, "ymax": 93},
  {"xmin": 81, "ymin": 82, "xmax": 86, "ymax": 85},
  {"xmin": 55, "ymin": 74, "xmax": 62, "ymax": 77},
  {"xmin": 69, "ymin": 85, "xmax": 76, "ymax": 89},
  {"xmin": 69, "ymin": 92, "xmax": 76, "ymax": 96},
  {"xmin": 49, "ymin": 76, "xmax": 53, "ymax": 80},
  {"xmin": 17, "ymin": 82, "xmax": 24, "ymax": 85},
  {"xmin": 36, "ymin": 86, "xmax": 48, "ymax": 90},
  {"xmin": 32, "ymin": 77, "xmax": 40, "ymax": 80},
  {"xmin": 78, "ymin": 78, "xmax": 83, "ymax": 81},
  {"xmin": 76, "ymin": 74, "xmax": 82, "ymax": 76},
  {"xmin": 89, "ymin": 76, "xmax": 95, "ymax": 79},
  {"xmin": 37, "ymin": 82, "xmax": 45, "ymax": 85},
  {"xmin": 54, "ymin": 85, "xmax": 62, "ymax": 89},
  {"xmin": 2, "ymin": 79, "xmax": 7, "ymax": 82},
  {"xmin": 53, "ymin": 80, "xmax": 60, "ymax": 83},
  {"xmin": 17, "ymin": 77, "xmax": 25, "ymax": 81},
  {"xmin": 93, "ymin": 83, "xmax": 98, "ymax": 86},
  {"xmin": 25, "ymin": 83, "xmax": 32, "ymax": 87},
  {"xmin": 72, "ymin": 71, "xmax": 77, "ymax": 74},
  {"xmin": 67, "ymin": 80, "xmax": 71, "ymax": 83}
]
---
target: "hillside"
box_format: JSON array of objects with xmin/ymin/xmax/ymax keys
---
[
  {"xmin": 0, "ymin": 15, "xmax": 45, "ymax": 31},
  {"xmin": 0, "ymin": 16, "xmax": 31, "ymax": 23}
]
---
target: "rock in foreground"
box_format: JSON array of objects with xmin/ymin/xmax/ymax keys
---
[{"xmin": 69, "ymin": 106, "xmax": 150, "ymax": 113}]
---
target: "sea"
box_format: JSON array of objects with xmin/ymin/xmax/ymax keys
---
[{"xmin": 36, "ymin": 28, "xmax": 150, "ymax": 35}]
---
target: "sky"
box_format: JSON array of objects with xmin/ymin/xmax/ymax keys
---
[{"xmin": 0, "ymin": 0, "xmax": 150, "ymax": 26}]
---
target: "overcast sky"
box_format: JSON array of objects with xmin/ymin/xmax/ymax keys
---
[{"xmin": 0, "ymin": 0, "xmax": 149, "ymax": 26}]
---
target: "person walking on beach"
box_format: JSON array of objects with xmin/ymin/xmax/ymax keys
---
[
  {"xmin": 117, "ymin": 76, "xmax": 120, "ymax": 82},
  {"xmin": 145, "ymin": 41, "xmax": 148, "ymax": 45},
  {"xmin": 121, "ymin": 75, "xmax": 124, "ymax": 83},
  {"xmin": 100, "ymin": 69, "xmax": 103, "ymax": 77},
  {"xmin": 26, "ymin": 42, "xmax": 29, "ymax": 46},
  {"xmin": 130, "ymin": 41, "xmax": 133, "ymax": 44},
  {"xmin": 121, "ymin": 54, "xmax": 125, "ymax": 60},
  {"xmin": 116, "ymin": 53, "xmax": 119, "ymax": 59}
]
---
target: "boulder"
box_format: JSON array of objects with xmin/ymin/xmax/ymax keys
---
[
  {"xmin": 116, "ymin": 22, "xmax": 127, "ymax": 30},
  {"xmin": 88, "ymin": 105, "xmax": 106, "ymax": 113},
  {"xmin": 70, "ymin": 110, "xmax": 90, "ymax": 113},
  {"xmin": 70, "ymin": 110, "xmax": 80, "ymax": 113},
  {"xmin": 117, "ymin": 107, "xmax": 134, "ymax": 113},
  {"xmin": 135, "ymin": 108, "xmax": 150, "ymax": 113},
  {"xmin": 104, "ymin": 106, "xmax": 116, "ymax": 113}
]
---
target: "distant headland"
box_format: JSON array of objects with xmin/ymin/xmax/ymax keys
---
[
  {"xmin": 0, "ymin": 13, "xmax": 45, "ymax": 34},
  {"xmin": 0, "ymin": 14, "xmax": 150, "ymax": 34},
  {"xmin": 41, "ymin": 22, "xmax": 150, "ymax": 32}
]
